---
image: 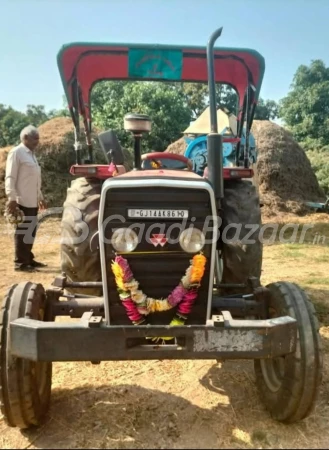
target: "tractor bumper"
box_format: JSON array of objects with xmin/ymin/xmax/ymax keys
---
[{"xmin": 9, "ymin": 311, "xmax": 297, "ymax": 362}]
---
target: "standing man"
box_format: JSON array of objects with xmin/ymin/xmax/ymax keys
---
[{"xmin": 5, "ymin": 125, "xmax": 47, "ymax": 271}]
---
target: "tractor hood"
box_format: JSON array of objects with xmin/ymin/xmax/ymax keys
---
[{"xmin": 56, "ymin": 41, "xmax": 265, "ymax": 124}]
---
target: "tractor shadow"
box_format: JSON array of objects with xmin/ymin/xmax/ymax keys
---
[
  {"xmin": 20, "ymin": 382, "xmax": 229, "ymax": 449},
  {"xmin": 18, "ymin": 355, "xmax": 329, "ymax": 450}
]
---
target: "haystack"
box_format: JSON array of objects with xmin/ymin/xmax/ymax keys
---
[
  {"xmin": 166, "ymin": 137, "xmax": 186, "ymax": 155},
  {"xmin": 0, "ymin": 117, "xmax": 134, "ymax": 213},
  {"xmin": 165, "ymin": 116, "xmax": 326, "ymax": 216},
  {"xmin": 252, "ymin": 120, "xmax": 326, "ymax": 216}
]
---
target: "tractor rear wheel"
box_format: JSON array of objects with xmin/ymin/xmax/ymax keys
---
[
  {"xmin": 60, "ymin": 177, "xmax": 102, "ymax": 296},
  {"xmin": 220, "ymin": 179, "xmax": 262, "ymax": 293},
  {"xmin": 0, "ymin": 282, "xmax": 52, "ymax": 429},
  {"xmin": 254, "ymin": 282, "xmax": 323, "ymax": 423}
]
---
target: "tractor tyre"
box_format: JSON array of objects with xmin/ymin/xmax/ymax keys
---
[
  {"xmin": 220, "ymin": 179, "xmax": 262, "ymax": 293},
  {"xmin": 60, "ymin": 177, "xmax": 102, "ymax": 296},
  {"xmin": 254, "ymin": 282, "xmax": 323, "ymax": 423},
  {"xmin": 0, "ymin": 282, "xmax": 52, "ymax": 429}
]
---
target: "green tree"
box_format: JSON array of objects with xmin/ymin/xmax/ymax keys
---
[
  {"xmin": 176, "ymin": 83, "xmax": 277, "ymax": 120},
  {"xmin": 254, "ymin": 98, "xmax": 278, "ymax": 120},
  {"xmin": 279, "ymin": 59, "xmax": 329, "ymax": 146},
  {"xmin": 90, "ymin": 81, "xmax": 192, "ymax": 152},
  {"xmin": 0, "ymin": 104, "xmax": 30, "ymax": 147},
  {"xmin": 179, "ymin": 83, "xmax": 208, "ymax": 117},
  {"xmin": 0, "ymin": 103, "xmax": 70, "ymax": 148},
  {"xmin": 48, "ymin": 95, "xmax": 71, "ymax": 119},
  {"xmin": 307, "ymin": 147, "xmax": 329, "ymax": 195},
  {"xmin": 25, "ymin": 104, "xmax": 49, "ymax": 126},
  {"xmin": 47, "ymin": 108, "xmax": 70, "ymax": 119},
  {"xmin": 178, "ymin": 83, "xmax": 238, "ymax": 117}
]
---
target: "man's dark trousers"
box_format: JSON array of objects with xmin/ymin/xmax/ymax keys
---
[{"xmin": 14, "ymin": 205, "xmax": 38, "ymax": 269}]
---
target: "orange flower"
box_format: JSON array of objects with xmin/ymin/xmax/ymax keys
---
[{"xmin": 190, "ymin": 254, "xmax": 207, "ymax": 284}]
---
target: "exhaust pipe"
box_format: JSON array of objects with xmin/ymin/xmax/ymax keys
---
[{"xmin": 206, "ymin": 27, "xmax": 224, "ymax": 201}]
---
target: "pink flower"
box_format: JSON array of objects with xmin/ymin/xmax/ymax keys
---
[
  {"xmin": 177, "ymin": 290, "xmax": 198, "ymax": 315},
  {"xmin": 122, "ymin": 298, "xmax": 143, "ymax": 322},
  {"xmin": 167, "ymin": 284, "xmax": 187, "ymax": 307}
]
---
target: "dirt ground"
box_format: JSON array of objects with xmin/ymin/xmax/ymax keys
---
[{"xmin": 0, "ymin": 216, "xmax": 329, "ymax": 449}]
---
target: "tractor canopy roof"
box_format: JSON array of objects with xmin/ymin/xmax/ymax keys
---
[{"xmin": 57, "ymin": 41, "xmax": 265, "ymax": 125}]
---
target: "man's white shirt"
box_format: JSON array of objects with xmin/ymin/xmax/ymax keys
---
[{"xmin": 5, "ymin": 143, "xmax": 43, "ymax": 208}]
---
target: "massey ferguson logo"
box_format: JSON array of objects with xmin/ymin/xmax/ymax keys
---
[{"xmin": 150, "ymin": 234, "xmax": 167, "ymax": 247}]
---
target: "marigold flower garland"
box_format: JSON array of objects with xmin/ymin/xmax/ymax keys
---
[{"xmin": 111, "ymin": 254, "xmax": 207, "ymax": 340}]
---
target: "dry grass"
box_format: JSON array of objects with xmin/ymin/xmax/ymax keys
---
[{"xmin": 0, "ymin": 217, "xmax": 329, "ymax": 449}]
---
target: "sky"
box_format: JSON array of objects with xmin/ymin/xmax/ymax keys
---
[{"xmin": 1, "ymin": 0, "xmax": 329, "ymax": 114}]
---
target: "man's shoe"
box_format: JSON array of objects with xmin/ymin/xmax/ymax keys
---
[
  {"xmin": 15, "ymin": 264, "xmax": 38, "ymax": 272},
  {"xmin": 30, "ymin": 260, "xmax": 47, "ymax": 268}
]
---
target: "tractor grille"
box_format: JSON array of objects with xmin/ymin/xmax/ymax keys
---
[{"xmin": 103, "ymin": 185, "xmax": 215, "ymax": 325}]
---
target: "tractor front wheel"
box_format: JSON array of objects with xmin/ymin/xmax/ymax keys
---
[
  {"xmin": 254, "ymin": 281, "xmax": 323, "ymax": 423},
  {"xmin": 0, "ymin": 282, "xmax": 52, "ymax": 429}
]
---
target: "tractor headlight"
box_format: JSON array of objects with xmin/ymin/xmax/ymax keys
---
[
  {"xmin": 179, "ymin": 228, "xmax": 205, "ymax": 253},
  {"xmin": 111, "ymin": 228, "xmax": 139, "ymax": 252}
]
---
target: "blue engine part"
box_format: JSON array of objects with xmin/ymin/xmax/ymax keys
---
[{"xmin": 184, "ymin": 129, "xmax": 256, "ymax": 176}]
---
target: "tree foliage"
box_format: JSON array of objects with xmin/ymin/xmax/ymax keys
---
[
  {"xmin": 91, "ymin": 81, "xmax": 240, "ymax": 153},
  {"xmin": 307, "ymin": 147, "xmax": 329, "ymax": 195},
  {"xmin": 279, "ymin": 59, "xmax": 329, "ymax": 146},
  {"xmin": 254, "ymin": 98, "xmax": 279, "ymax": 120},
  {"xmin": 25, "ymin": 105, "xmax": 49, "ymax": 126},
  {"xmin": 90, "ymin": 80, "xmax": 277, "ymax": 153},
  {"xmin": 91, "ymin": 81, "xmax": 192, "ymax": 152},
  {"xmin": 0, "ymin": 103, "xmax": 68, "ymax": 147},
  {"xmin": 176, "ymin": 83, "xmax": 238, "ymax": 117},
  {"xmin": 279, "ymin": 59, "xmax": 329, "ymax": 195},
  {"xmin": 0, "ymin": 104, "xmax": 30, "ymax": 147}
]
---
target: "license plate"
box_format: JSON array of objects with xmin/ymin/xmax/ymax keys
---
[{"xmin": 127, "ymin": 209, "xmax": 189, "ymax": 219}]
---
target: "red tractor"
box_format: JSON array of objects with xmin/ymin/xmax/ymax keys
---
[
  {"xmin": 0, "ymin": 27, "xmax": 322, "ymax": 429},
  {"xmin": 58, "ymin": 33, "xmax": 262, "ymax": 296}
]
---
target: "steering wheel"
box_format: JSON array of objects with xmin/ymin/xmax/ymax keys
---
[{"xmin": 141, "ymin": 152, "xmax": 193, "ymax": 171}]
